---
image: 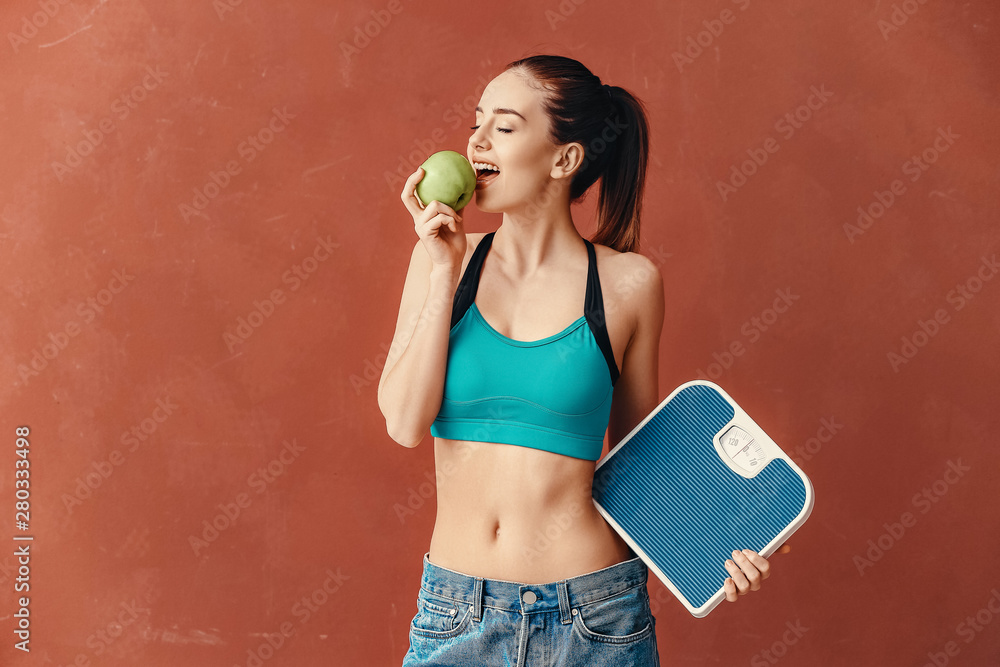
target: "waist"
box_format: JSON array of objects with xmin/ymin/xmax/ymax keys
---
[
  {"xmin": 428, "ymin": 508, "xmax": 637, "ymax": 583},
  {"xmin": 427, "ymin": 438, "xmax": 635, "ymax": 582},
  {"xmin": 418, "ymin": 551, "xmax": 648, "ymax": 611},
  {"xmin": 430, "ymin": 416, "xmax": 607, "ymax": 461}
]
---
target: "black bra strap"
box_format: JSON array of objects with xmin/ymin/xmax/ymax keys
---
[
  {"xmin": 583, "ymin": 239, "xmax": 621, "ymax": 387},
  {"xmin": 450, "ymin": 231, "xmax": 495, "ymax": 330},
  {"xmin": 451, "ymin": 231, "xmax": 620, "ymax": 387}
]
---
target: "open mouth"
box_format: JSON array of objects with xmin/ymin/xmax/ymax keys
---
[{"xmin": 474, "ymin": 162, "xmax": 500, "ymax": 187}]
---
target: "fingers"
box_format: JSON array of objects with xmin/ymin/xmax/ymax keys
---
[
  {"xmin": 400, "ymin": 167, "xmax": 426, "ymax": 215},
  {"xmin": 431, "ymin": 212, "xmax": 459, "ymax": 234},
  {"xmin": 400, "ymin": 167, "xmax": 465, "ymax": 240},
  {"xmin": 423, "ymin": 203, "xmax": 462, "ymax": 233},
  {"xmin": 723, "ymin": 576, "xmax": 739, "ymax": 602},
  {"xmin": 737, "ymin": 549, "xmax": 771, "ymax": 580},
  {"xmin": 724, "ymin": 549, "xmax": 770, "ymax": 602},
  {"xmin": 724, "ymin": 558, "xmax": 752, "ymax": 600}
]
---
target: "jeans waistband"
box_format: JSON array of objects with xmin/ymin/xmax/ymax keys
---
[{"xmin": 419, "ymin": 552, "xmax": 648, "ymax": 622}]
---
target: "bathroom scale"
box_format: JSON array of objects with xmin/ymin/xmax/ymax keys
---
[{"xmin": 591, "ymin": 380, "xmax": 814, "ymax": 618}]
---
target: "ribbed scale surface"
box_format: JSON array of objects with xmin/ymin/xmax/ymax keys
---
[{"xmin": 593, "ymin": 384, "xmax": 807, "ymax": 609}]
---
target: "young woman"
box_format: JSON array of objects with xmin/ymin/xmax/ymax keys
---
[{"xmin": 380, "ymin": 54, "xmax": 774, "ymax": 666}]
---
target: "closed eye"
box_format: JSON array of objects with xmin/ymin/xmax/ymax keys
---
[{"xmin": 470, "ymin": 126, "xmax": 513, "ymax": 133}]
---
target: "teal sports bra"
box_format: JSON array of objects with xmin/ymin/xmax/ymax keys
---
[{"xmin": 430, "ymin": 231, "xmax": 620, "ymax": 461}]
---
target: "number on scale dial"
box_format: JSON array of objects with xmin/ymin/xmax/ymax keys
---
[{"xmin": 719, "ymin": 425, "xmax": 769, "ymax": 475}]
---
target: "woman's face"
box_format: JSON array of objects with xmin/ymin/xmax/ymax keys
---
[{"xmin": 467, "ymin": 70, "xmax": 564, "ymax": 214}]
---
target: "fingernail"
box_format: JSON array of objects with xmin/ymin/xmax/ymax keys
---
[{"xmin": 732, "ymin": 550, "xmax": 738, "ymax": 558}]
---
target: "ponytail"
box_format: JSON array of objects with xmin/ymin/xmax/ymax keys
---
[
  {"xmin": 592, "ymin": 85, "xmax": 649, "ymax": 254},
  {"xmin": 503, "ymin": 55, "xmax": 651, "ymax": 253}
]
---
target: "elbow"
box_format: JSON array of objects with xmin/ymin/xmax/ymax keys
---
[
  {"xmin": 378, "ymin": 386, "xmax": 432, "ymax": 449},
  {"xmin": 379, "ymin": 398, "xmax": 423, "ymax": 449},
  {"xmin": 386, "ymin": 420, "xmax": 423, "ymax": 449},
  {"xmin": 378, "ymin": 392, "xmax": 420, "ymax": 448}
]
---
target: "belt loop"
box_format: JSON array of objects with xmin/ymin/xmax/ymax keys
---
[
  {"xmin": 557, "ymin": 580, "xmax": 572, "ymax": 624},
  {"xmin": 472, "ymin": 577, "xmax": 483, "ymax": 621}
]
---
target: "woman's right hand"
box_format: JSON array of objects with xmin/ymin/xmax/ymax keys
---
[{"xmin": 401, "ymin": 167, "xmax": 467, "ymax": 274}]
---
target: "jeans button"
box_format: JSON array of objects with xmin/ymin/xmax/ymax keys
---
[{"xmin": 522, "ymin": 590, "xmax": 537, "ymax": 604}]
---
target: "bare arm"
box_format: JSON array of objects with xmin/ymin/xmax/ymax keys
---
[
  {"xmin": 607, "ymin": 253, "xmax": 665, "ymax": 448},
  {"xmin": 378, "ymin": 166, "xmax": 468, "ymax": 448},
  {"xmin": 377, "ymin": 240, "xmax": 462, "ymax": 447}
]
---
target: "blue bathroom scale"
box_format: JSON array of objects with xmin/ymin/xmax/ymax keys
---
[{"xmin": 592, "ymin": 380, "xmax": 814, "ymax": 618}]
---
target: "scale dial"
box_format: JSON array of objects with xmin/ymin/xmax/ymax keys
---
[{"xmin": 719, "ymin": 425, "xmax": 769, "ymax": 475}]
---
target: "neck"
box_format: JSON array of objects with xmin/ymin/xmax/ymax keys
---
[{"xmin": 494, "ymin": 210, "xmax": 582, "ymax": 278}]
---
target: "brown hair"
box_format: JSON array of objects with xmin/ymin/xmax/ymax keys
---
[{"xmin": 503, "ymin": 54, "xmax": 651, "ymax": 253}]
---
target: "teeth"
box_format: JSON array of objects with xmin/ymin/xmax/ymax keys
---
[{"xmin": 474, "ymin": 162, "xmax": 500, "ymax": 172}]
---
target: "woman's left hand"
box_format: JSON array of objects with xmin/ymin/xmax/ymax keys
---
[{"xmin": 723, "ymin": 543, "xmax": 789, "ymax": 602}]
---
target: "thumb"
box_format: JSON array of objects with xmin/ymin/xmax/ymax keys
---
[{"xmin": 776, "ymin": 543, "xmax": 792, "ymax": 555}]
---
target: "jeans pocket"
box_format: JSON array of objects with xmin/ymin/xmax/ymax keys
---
[
  {"xmin": 409, "ymin": 589, "xmax": 473, "ymax": 639},
  {"xmin": 573, "ymin": 584, "xmax": 654, "ymax": 645}
]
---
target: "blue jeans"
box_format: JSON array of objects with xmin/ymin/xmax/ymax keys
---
[{"xmin": 402, "ymin": 552, "xmax": 661, "ymax": 666}]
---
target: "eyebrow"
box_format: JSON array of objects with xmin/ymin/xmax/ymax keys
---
[{"xmin": 474, "ymin": 106, "xmax": 526, "ymax": 121}]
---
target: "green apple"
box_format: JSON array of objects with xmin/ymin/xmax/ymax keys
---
[{"xmin": 415, "ymin": 150, "xmax": 477, "ymax": 211}]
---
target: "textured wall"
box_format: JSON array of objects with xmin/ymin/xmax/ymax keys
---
[{"xmin": 1, "ymin": 0, "xmax": 998, "ymax": 665}]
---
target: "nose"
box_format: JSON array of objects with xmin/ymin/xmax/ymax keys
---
[{"xmin": 469, "ymin": 124, "xmax": 488, "ymax": 149}]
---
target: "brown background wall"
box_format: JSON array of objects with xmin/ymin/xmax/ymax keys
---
[{"xmin": 1, "ymin": 0, "xmax": 998, "ymax": 665}]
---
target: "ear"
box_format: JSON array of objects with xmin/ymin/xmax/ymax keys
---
[{"xmin": 550, "ymin": 141, "xmax": 585, "ymax": 181}]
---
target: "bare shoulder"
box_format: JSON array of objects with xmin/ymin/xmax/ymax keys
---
[
  {"xmin": 591, "ymin": 241, "xmax": 664, "ymax": 357},
  {"xmin": 590, "ymin": 242, "xmax": 663, "ymax": 307},
  {"xmin": 467, "ymin": 231, "xmax": 489, "ymax": 249}
]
